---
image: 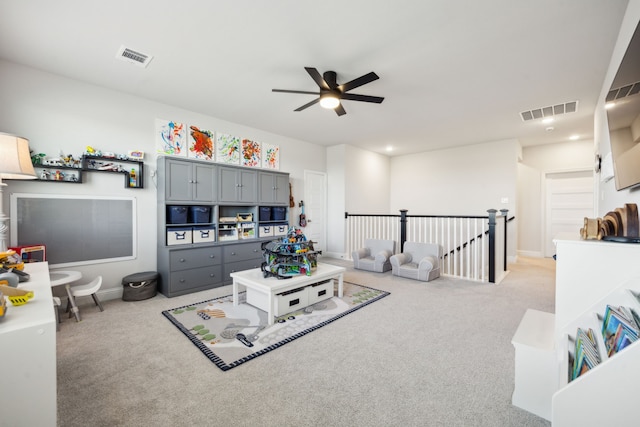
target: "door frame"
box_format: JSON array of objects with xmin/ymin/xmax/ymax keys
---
[
  {"xmin": 541, "ymin": 167, "xmax": 595, "ymax": 257},
  {"xmin": 303, "ymin": 170, "xmax": 327, "ymax": 254}
]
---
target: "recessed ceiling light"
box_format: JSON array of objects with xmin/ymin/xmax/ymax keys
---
[
  {"xmin": 569, "ymin": 135, "xmax": 579, "ymax": 140},
  {"xmin": 386, "ymin": 146, "xmax": 393, "ymax": 152}
]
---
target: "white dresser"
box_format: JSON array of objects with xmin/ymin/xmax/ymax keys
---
[{"xmin": 0, "ymin": 262, "xmax": 56, "ymax": 427}]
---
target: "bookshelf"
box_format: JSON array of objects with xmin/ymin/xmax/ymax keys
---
[{"xmin": 512, "ymin": 234, "xmax": 640, "ymax": 425}]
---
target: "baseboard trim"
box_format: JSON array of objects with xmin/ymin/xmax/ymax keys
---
[{"xmin": 517, "ymin": 250, "xmax": 544, "ymax": 258}]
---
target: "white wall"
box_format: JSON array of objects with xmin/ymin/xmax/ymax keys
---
[
  {"xmin": 389, "ymin": 139, "xmax": 520, "ymax": 215},
  {"xmin": 0, "ymin": 59, "xmax": 325, "ymax": 297},
  {"xmin": 326, "ymin": 144, "xmax": 390, "ymax": 258},
  {"xmin": 389, "ymin": 139, "xmax": 520, "ymax": 260},
  {"xmin": 596, "ymin": 1, "xmax": 640, "ymax": 215}
]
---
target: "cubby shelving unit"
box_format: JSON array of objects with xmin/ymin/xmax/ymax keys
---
[{"xmin": 157, "ymin": 156, "xmax": 290, "ymax": 297}]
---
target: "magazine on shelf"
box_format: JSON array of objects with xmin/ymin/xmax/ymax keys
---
[
  {"xmin": 572, "ymin": 327, "xmax": 600, "ymax": 380},
  {"xmin": 601, "ymin": 305, "xmax": 639, "ymax": 357}
]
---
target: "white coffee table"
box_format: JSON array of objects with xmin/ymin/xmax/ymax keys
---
[{"xmin": 231, "ymin": 263, "xmax": 346, "ymax": 325}]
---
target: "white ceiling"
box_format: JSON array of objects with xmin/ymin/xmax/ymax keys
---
[{"xmin": 0, "ymin": 0, "xmax": 631, "ymax": 156}]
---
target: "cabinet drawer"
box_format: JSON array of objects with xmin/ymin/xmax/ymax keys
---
[
  {"xmin": 307, "ymin": 280, "xmax": 334, "ymax": 305},
  {"xmin": 223, "ymin": 259, "xmax": 262, "ymax": 282},
  {"xmin": 275, "ymin": 287, "xmax": 309, "ymax": 316},
  {"xmin": 223, "ymin": 242, "xmax": 262, "ymax": 261},
  {"xmin": 170, "ymin": 246, "xmax": 222, "ymax": 271},
  {"xmin": 169, "ymin": 265, "xmax": 223, "ymax": 293}
]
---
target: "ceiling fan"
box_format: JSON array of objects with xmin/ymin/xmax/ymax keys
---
[{"xmin": 272, "ymin": 67, "xmax": 384, "ymax": 116}]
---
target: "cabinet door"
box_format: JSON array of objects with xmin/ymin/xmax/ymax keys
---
[
  {"xmin": 218, "ymin": 166, "xmax": 238, "ymax": 202},
  {"xmin": 165, "ymin": 159, "xmax": 192, "ymax": 201},
  {"xmin": 274, "ymin": 173, "xmax": 289, "ymax": 205},
  {"xmin": 193, "ymin": 163, "xmax": 216, "ymax": 202},
  {"xmin": 238, "ymin": 169, "xmax": 257, "ymax": 203},
  {"xmin": 258, "ymin": 172, "xmax": 275, "ymax": 204}
]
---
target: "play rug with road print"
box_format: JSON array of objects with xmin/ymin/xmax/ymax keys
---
[{"xmin": 162, "ymin": 281, "xmax": 389, "ymax": 371}]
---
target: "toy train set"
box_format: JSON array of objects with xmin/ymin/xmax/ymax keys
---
[{"xmin": 261, "ymin": 227, "xmax": 321, "ymax": 279}]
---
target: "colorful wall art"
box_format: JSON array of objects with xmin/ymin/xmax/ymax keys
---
[
  {"xmin": 216, "ymin": 133, "xmax": 240, "ymax": 164},
  {"xmin": 261, "ymin": 143, "xmax": 280, "ymax": 170},
  {"xmin": 241, "ymin": 139, "xmax": 261, "ymax": 167},
  {"xmin": 156, "ymin": 119, "xmax": 186, "ymax": 157},
  {"xmin": 188, "ymin": 125, "xmax": 214, "ymax": 161}
]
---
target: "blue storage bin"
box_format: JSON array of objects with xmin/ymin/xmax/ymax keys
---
[
  {"xmin": 167, "ymin": 206, "xmax": 188, "ymax": 224},
  {"xmin": 259, "ymin": 206, "xmax": 271, "ymax": 221},
  {"xmin": 272, "ymin": 207, "xmax": 286, "ymax": 221},
  {"xmin": 189, "ymin": 206, "xmax": 211, "ymax": 223}
]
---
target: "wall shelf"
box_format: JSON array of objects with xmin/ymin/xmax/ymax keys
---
[{"xmin": 82, "ymin": 155, "xmax": 144, "ymax": 188}]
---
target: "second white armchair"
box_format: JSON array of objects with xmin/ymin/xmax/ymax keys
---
[{"xmin": 390, "ymin": 242, "xmax": 442, "ymax": 282}]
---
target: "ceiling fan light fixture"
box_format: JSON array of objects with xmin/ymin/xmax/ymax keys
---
[{"xmin": 319, "ymin": 93, "xmax": 340, "ymax": 109}]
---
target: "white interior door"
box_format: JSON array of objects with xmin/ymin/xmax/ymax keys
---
[
  {"xmin": 303, "ymin": 170, "xmax": 327, "ymax": 253},
  {"xmin": 544, "ymin": 170, "xmax": 594, "ymax": 257}
]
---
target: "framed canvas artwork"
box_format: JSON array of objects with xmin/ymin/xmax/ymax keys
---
[
  {"xmin": 156, "ymin": 119, "xmax": 186, "ymax": 157},
  {"xmin": 261, "ymin": 143, "xmax": 280, "ymax": 170},
  {"xmin": 216, "ymin": 133, "xmax": 240, "ymax": 164},
  {"xmin": 241, "ymin": 139, "xmax": 261, "ymax": 167},
  {"xmin": 188, "ymin": 125, "xmax": 214, "ymax": 161}
]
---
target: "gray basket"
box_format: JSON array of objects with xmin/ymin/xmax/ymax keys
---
[{"xmin": 122, "ymin": 271, "xmax": 159, "ymax": 301}]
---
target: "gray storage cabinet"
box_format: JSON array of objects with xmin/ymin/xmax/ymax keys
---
[{"xmin": 157, "ymin": 156, "xmax": 289, "ymax": 297}]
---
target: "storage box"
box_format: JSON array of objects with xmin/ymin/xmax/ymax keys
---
[
  {"xmin": 239, "ymin": 223, "xmax": 256, "ymax": 239},
  {"xmin": 259, "ymin": 225, "xmax": 274, "ymax": 237},
  {"xmin": 167, "ymin": 227, "xmax": 192, "ymax": 245},
  {"xmin": 259, "ymin": 206, "xmax": 271, "ymax": 222},
  {"xmin": 236, "ymin": 212, "xmax": 253, "ymax": 222},
  {"xmin": 307, "ymin": 280, "xmax": 334, "ymax": 305},
  {"xmin": 189, "ymin": 206, "xmax": 211, "ymax": 223},
  {"xmin": 167, "ymin": 206, "xmax": 188, "ymax": 224},
  {"xmin": 218, "ymin": 225, "xmax": 238, "ymax": 241},
  {"xmin": 275, "ymin": 287, "xmax": 309, "ymax": 316},
  {"xmin": 274, "ymin": 223, "xmax": 288, "ymax": 236},
  {"xmin": 193, "ymin": 226, "xmax": 216, "ymax": 243},
  {"xmin": 272, "ymin": 207, "xmax": 286, "ymax": 221},
  {"xmin": 9, "ymin": 245, "xmax": 46, "ymax": 263}
]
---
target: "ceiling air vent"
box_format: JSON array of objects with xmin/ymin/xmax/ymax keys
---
[
  {"xmin": 520, "ymin": 101, "xmax": 578, "ymax": 121},
  {"xmin": 606, "ymin": 81, "xmax": 640, "ymax": 102},
  {"xmin": 115, "ymin": 45, "xmax": 153, "ymax": 68}
]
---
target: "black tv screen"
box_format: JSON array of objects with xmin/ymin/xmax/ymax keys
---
[{"xmin": 607, "ymin": 21, "xmax": 640, "ymax": 191}]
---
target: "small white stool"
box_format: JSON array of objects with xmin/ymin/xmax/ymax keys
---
[{"xmin": 66, "ymin": 276, "xmax": 104, "ymax": 319}]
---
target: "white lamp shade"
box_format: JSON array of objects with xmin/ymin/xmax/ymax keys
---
[
  {"xmin": 319, "ymin": 94, "xmax": 340, "ymax": 109},
  {"xmin": 0, "ymin": 133, "xmax": 37, "ymax": 179}
]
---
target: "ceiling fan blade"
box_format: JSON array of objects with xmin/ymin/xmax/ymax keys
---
[
  {"xmin": 305, "ymin": 67, "xmax": 330, "ymax": 90},
  {"xmin": 294, "ymin": 98, "xmax": 320, "ymax": 112},
  {"xmin": 341, "ymin": 93, "xmax": 385, "ymax": 104},
  {"xmin": 272, "ymin": 89, "xmax": 319, "ymax": 95},
  {"xmin": 335, "ymin": 103, "xmax": 347, "ymax": 116},
  {"xmin": 339, "ymin": 71, "xmax": 379, "ymax": 93}
]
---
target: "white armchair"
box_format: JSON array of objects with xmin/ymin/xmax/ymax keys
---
[
  {"xmin": 390, "ymin": 242, "xmax": 442, "ymax": 281},
  {"xmin": 352, "ymin": 239, "xmax": 396, "ymax": 273}
]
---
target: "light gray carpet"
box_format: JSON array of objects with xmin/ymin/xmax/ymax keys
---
[{"xmin": 56, "ymin": 256, "xmax": 555, "ymax": 427}]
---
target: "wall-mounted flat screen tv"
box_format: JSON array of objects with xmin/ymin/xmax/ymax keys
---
[{"xmin": 607, "ymin": 21, "xmax": 640, "ymax": 191}]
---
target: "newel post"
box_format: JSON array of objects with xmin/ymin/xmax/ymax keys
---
[
  {"xmin": 487, "ymin": 209, "xmax": 497, "ymax": 283},
  {"xmin": 400, "ymin": 209, "xmax": 408, "ymax": 252},
  {"xmin": 500, "ymin": 208, "xmax": 509, "ymax": 272}
]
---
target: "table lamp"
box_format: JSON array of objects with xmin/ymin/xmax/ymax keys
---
[{"xmin": 0, "ymin": 133, "xmax": 36, "ymax": 252}]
